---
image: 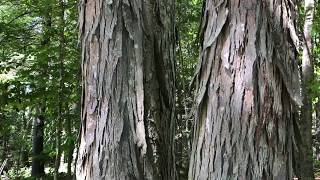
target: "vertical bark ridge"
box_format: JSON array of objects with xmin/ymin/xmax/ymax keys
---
[
  {"xmin": 189, "ymin": 0, "xmax": 301, "ymax": 179},
  {"xmin": 76, "ymin": 0, "xmax": 175, "ymax": 179}
]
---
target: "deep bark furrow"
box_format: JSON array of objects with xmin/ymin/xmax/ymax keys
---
[{"xmin": 77, "ymin": 0, "xmax": 175, "ymax": 179}]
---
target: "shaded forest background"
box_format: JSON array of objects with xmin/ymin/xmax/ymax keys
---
[{"xmin": 0, "ymin": 0, "xmax": 320, "ymax": 179}]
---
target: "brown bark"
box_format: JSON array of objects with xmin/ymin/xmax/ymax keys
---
[
  {"xmin": 188, "ymin": 0, "xmax": 301, "ymax": 179},
  {"xmin": 76, "ymin": 0, "xmax": 176, "ymax": 179}
]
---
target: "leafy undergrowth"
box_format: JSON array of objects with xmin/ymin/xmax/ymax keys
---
[{"xmin": 1, "ymin": 164, "xmax": 74, "ymax": 180}]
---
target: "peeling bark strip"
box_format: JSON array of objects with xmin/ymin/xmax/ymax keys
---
[
  {"xmin": 189, "ymin": 0, "xmax": 301, "ymax": 179},
  {"xmin": 76, "ymin": 0, "xmax": 175, "ymax": 179}
]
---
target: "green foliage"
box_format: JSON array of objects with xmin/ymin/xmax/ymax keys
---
[
  {"xmin": 175, "ymin": 0, "xmax": 202, "ymax": 178},
  {"xmin": 6, "ymin": 167, "xmax": 31, "ymax": 179},
  {"xmin": 0, "ymin": 0, "xmax": 80, "ymax": 178},
  {"xmin": 176, "ymin": 0, "xmax": 202, "ymax": 84}
]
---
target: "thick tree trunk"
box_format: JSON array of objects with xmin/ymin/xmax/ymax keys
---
[
  {"xmin": 299, "ymin": 0, "xmax": 315, "ymax": 179},
  {"xmin": 31, "ymin": 108, "xmax": 45, "ymax": 177},
  {"xmin": 188, "ymin": 0, "xmax": 301, "ymax": 179},
  {"xmin": 76, "ymin": 0, "xmax": 176, "ymax": 179}
]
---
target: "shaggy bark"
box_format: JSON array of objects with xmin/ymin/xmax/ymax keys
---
[
  {"xmin": 188, "ymin": 0, "xmax": 301, "ymax": 179},
  {"xmin": 76, "ymin": 0, "xmax": 176, "ymax": 179},
  {"xmin": 299, "ymin": 0, "xmax": 315, "ymax": 179}
]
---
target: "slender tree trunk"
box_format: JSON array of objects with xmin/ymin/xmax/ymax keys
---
[
  {"xmin": 1, "ymin": 136, "xmax": 8, "ymax": 167},
  {"xmin": 299, "ymin": 0, "xmax": 315, "ymax": 179},
  {"xmin": 54, "ymin": 1, "xmax": 66, "ymax": 179},
  {"xmin": 32, "ymin": 7, "xmax": 52, "ymax": 178},
  {"xmin": 76, "ymin": 0, "xmax": 176, "ymax": 179},
  {"xmin": 0, "ymin": 85, "xmax": 8, "ymax": 165},
  {"xmin": 188, "ymin": 0, "xmax": 301, "ymax": 179},
  {"xmin": 66, "ymin": 106, "xmax": 73, "ymax": 177},
  {"xmin": 54, "ymin": 106, "xmax": 63, "ymax": 179},
  {"xmin": 19, "ymin": 110, "xmax": 28, "ymax": 168},
  {"xmin": 31, "ymin": 107, "xmax": 45, "ymax": 177},
  {"xmin": 0, "ymin": 109, "xmax": 5, "ymax": 162},
  {"xmin": 315, "ymin": 101, "xmax": 320, "ymax": 161}
]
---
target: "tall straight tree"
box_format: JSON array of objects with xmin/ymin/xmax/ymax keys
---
[
  {"xmin": 299, "ymin": 0, "xmax": 315, "ymax": 179},
  {"xmin": 189, "ymin": 0, "xmax": 301, "ymax": 179},
  {"xmin": 54, "ymin": 0, "xmax": 66, "ymax": 179},
  {"xmin": 32, "ymin": 8, "xmax": 52, "ymax": 178},
  {"xmin": 76, "ymin": 0, "xmax": 176, "ymax": 179}
]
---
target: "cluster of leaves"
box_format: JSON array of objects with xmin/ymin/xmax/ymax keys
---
[{"xmin": 0, "ymin": 0, "xmax": 80, "ymax": 178}]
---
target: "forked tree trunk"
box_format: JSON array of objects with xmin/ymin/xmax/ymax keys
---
[
  {"xmin": 76, "ymin": 0, "xmax": 176, "ymax": 179},
  {"xmin": 189, "ymin": 0, "xmax": 301, "ymax": 179},
  {"xmin": 299, "ymin": 0, "xmax": 315, "ymax": 179}
]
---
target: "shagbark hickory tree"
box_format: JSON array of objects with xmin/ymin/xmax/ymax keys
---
[
  {"xmin": 76, "ymin": 0, "xmax": 176, "ymax": 179},
  {"xmin": 189, "ymin": 0, "xmax": 301, "ymax": 179}
]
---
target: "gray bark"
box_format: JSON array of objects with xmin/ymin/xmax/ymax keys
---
[
  {"xmin": 188, "ymin": 0, "xmax": 301, "ymax": 179},
  {"xmin": 76, "ymin": 0, "xmax": 176, "ymax": 179},
  {"xmin": 299, "ymin": 0, "xmax": 315, "ymax": 179}
]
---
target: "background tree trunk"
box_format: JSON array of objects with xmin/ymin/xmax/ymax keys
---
[
  {"xmin": 66, "ymin": 106, "xmax": 73, "ymax": 177},
  {"xmin": 188, "ymin": 0, "xmax": 301, "ymax": 179},
  {"xmin": 19, "ymin": 110, "xmax": 29, "ymax": 168},
  {"xmin": 315, "ymin": 101, "xmax": 320, "ymax": 161},
  {"xmin": 76, "ymin": 0, "xmax": 176, "ymax": 179},
  {"xmin": 299, "ymin": 0, "xmax": 315, "ymax": 179},
  {"xmin": 32, "ymin": 9, "xmax": 52, "ymax": 178},
  {"xmin": 31, "ymin": 108, "xmax": 45, "ymax": 177}
]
